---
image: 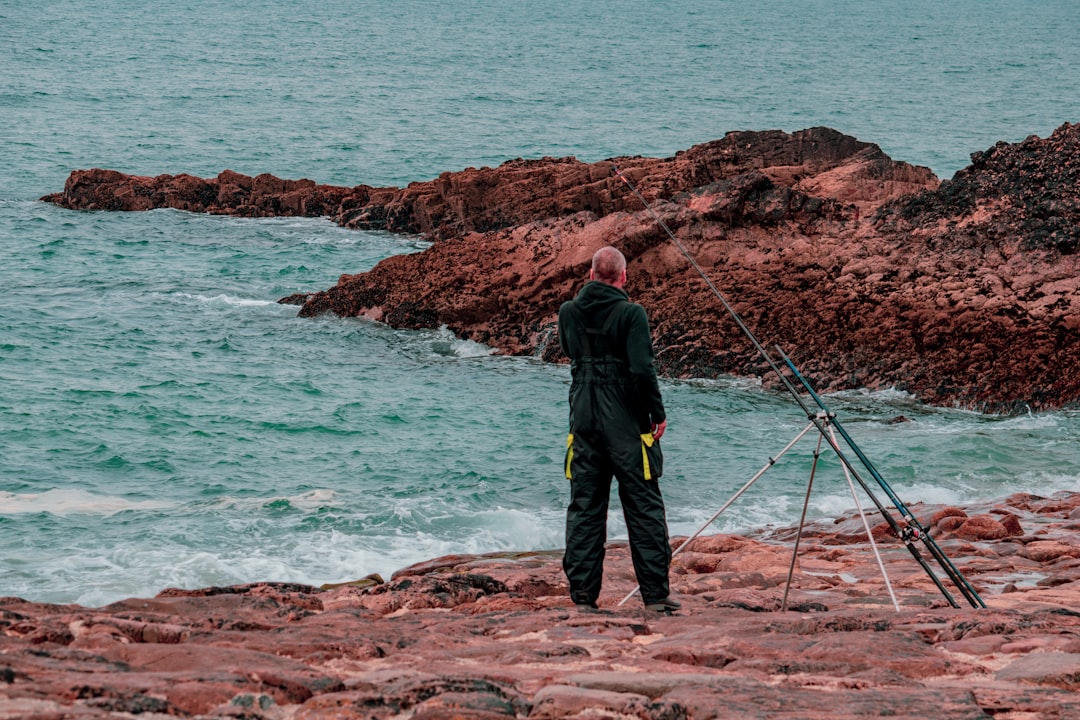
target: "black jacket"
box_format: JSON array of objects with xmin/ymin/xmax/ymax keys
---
[{"xmin": 558, "ymin": 281, "xmax": 666, "ymax": 435}]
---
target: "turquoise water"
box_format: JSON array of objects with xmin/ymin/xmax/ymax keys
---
[{"xmin": 2, "ymin": 0, "xmax": 1080, "ymax": 606}]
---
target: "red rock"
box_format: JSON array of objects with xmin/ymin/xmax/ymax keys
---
[
  {"xmin": 996, "ymin": 653, "xmax": 1080, "ymax": 690},
  {"xmin": 1021, "ymin": 540, "xmax": 1080, "ymax": 562},
  {"xmin": 530, "ymin": 684, "xmax": 656, "ymax": 719},
  {"xmin": 672, "ymin": 551, "xmax": 724, "ymax": 574},
  {"xmin": 680, "ymin": 534, "xmax": 750, "ymax": 554},
  {"xmin": 996, "ymin": 512, "xmax": 1025, "ymax": 536},
  {"xmin": 1033, "ymin": 492, "xmax": 1080, "ymax": 516},
  {"xmin": 292, "ymin": 124, "xmax": 1080, "ymax": 412},
  {"xmin": 936, "ymin": 516, "xmax": 967, "ymax": 534},
  {"xmin": 954, "ymin": 515, "xmax": 1010, "ymax": 541},
  {"xmin": 5, "ymin": 494, "xmax": 1080, "ymax": 717},
  {"xmin": 931, "ymin": 507, "xmax": 968, "ymax": 525},
  {"xmin": 43, "ymin": 124, "xmax": 1080, "ymax": 410}
]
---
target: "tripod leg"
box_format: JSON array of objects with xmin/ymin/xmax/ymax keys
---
[
  {"xmin": 617, "ymin": 421, "xmax": 818, "ymax": 607},
  {"xmin": 776, "ymin": 347, "xmax": 983, "ymax": 608},
  {"xmin": 781, "ymin": 431, "xmax": 824, "ymax": 611},
  {"xmin": 829, "ymin": 425, "xmax": 901, "ymax": 611}
]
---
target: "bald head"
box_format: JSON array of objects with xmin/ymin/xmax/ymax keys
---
[{"xmin": 590, "ymin": 246, "xmax": 627, "ymax": 287}]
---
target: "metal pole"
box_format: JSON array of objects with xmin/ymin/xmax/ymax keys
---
[
  {"xmin": 829, "ymin": 424, "xmax": 901, "ymax": 612},
  {"xmin": 777, "ymin": 348, "xmax": 985, "ymax": 608},
  {"xmin": 781, "ymin": 431, "xmax": 824, "ymax": 611}
]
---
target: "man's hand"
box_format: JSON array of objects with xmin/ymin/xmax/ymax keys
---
[{"xmin": 651, "ymin": 419, "xmax": 667, "ymax": 440}]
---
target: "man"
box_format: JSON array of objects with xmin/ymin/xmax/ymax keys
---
[{"xmin": 558, "ymin": 245, "xmax": 679, "ymax": 613}]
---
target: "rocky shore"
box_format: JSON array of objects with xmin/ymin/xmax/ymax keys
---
[
  {"xmin": 43, "ymin": 124, "xmax": 1080, "ymax": 412},
  {"xmin": 4, "ymin": 491, "xmax": 1080, "ymax": 719}
]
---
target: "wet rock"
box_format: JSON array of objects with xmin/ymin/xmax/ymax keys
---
[
  {"xmin": 290, "ymin": 124, "xmax": 1080, "ymax": 412},
  {"xmin": 530, "ymin": 684, "xmax": 655, "ymax": 719},
  {"xmin": 1021, "ymin": 540, "xmax": 1080, "ymax": 562},
  {"xmin": 930, "ymin": 507, "xmax": 968, "ymax": 525}
]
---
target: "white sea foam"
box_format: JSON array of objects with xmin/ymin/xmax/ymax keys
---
[
  {"xmin": 457, "ymin": 507, "xmax": 565, "ymax": 553},
  {"xmin": 678, "ymin": 375, "xmax": 764, "ymax": 391},
  {"xmin": 314, "ymin": 508, "xmax": 566, "ymax": 585},
  {"xmin": 0, "ymin": 489, "xmax": 173, "ymax": 517},
  {"xmin": 74, "ymin": 551, "xmax": 255, "ymax": 607},
  {"xmin": 991, "ymin": 412, "xmax": 1063, "ymax": 432},
  {"xmin": 204, "ymin": 488, "xmax": 342, "ymax": 512},
  {"xmin": 172, "ymin": 292, "xmax": 278, "ymax": 308},
  {"xmin": 825, "ymin": 387, "xmax": 922, "ymax": 405},
  {"xmin": 429, "ymin": 326, "xmax": 496, "ymax": 358},
  {"xmin": 65, "ymin": 509, "xmax": 566, "ymax": 604}
]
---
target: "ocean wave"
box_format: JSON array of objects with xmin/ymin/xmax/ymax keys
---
[
  {"xmin": 426, "ymin": 326, "xmax": 497, "ymax": 358},
  {"xmin": 677, "ymin": 375, "xmax": 764, "ymax": 391},
  {"xmin": 317, "ymin": 508, "xmax": 566, "ymax": 584},
  {"xmin": 60, "ymin": 506, "xmax": 567, "ymax": 606},
  {"xmin": 825, "ymin": 386, "xmax": 923, "ymax": 405},
  {"xmin": 170, "ymin": 291, "xmax": 279, "ymax": 308},
  {"xmin": 890, "ymin": 407, "xmax": 1064, "ymax": 437},
  {"xmin": 801, "ymin": 469, "xmax": 1080, "ymax": 521},
  {"xmin": 201, "ymin": 488, "xmax": 343, "ymax": 513},
  {"xmin": 0, "ymin": 488, "xmax": 174, "ymax": 517}
]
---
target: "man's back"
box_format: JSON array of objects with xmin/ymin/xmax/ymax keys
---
[{"xmin": 559, "ymin": 280, "xmax": 665, "ymax": 436}]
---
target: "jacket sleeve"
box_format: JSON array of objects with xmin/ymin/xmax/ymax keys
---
[
  {"xmin": 624, "ymin": 303, "xmax": 666, "ymax": 425},
  {"xmin": 557, "ymin": 301, "xmax": 572, "ymax": 358}
]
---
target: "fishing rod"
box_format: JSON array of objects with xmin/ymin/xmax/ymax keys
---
[
  {"xmin": 776, "ymin": 348, "xmax": 985, "ymax": 607},
  {"xmin": 611, "ymin": 165, "xmax": 984, "ymax": 609}
]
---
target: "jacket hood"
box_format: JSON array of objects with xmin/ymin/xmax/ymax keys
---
[{"xmin": 574, "ymin": 280, "xmax": 630, "ymax": 316}]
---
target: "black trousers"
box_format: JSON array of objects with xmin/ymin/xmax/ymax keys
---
[{"xmin": 563, "ymin": 429, "xmax": 671, "ymax": 605}]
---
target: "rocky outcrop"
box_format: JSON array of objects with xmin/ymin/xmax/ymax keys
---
[
  {"xmin": 40, "ymin": 168, "xmax": 359, "ymax": 219},
  {"xmin": 4, "ymin": 492, "xmax": 1080, "ymax": 719},
  {"xmin": 41, "ymin": 127, "xmax": 923, "ymax": 237},
  {"xmin": 44, "ymin": 124, "xmax": 1080, "ymax": 411}
]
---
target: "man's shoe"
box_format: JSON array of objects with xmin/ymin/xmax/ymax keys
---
[
  {"xmin": 644, "ymin": 596, "xmax": 681, "ymax": 613},
  {"xmin": 574, "ymin": 601, "xmax": 599, "ymax": 610}
]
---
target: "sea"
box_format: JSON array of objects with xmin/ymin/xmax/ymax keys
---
[{"xmin": 2, "ymin": 0, "xmax": 1080, "ymax": 607}]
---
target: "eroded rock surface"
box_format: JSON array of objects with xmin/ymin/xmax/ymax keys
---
[
  {"xmin": 4, "ymin": 492, "xmax": 1080, "ymax": 718},
  {"xmin": 43, "ymin": 124, "xmax": 1080, "ymax": 411}
]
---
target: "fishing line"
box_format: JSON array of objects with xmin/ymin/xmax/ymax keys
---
[{"xmin": 611, "ymin": 165, "xmax": 984, "ymax": 608}]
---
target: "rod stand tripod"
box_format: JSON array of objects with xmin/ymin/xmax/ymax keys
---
[
  {"xmin": 618, "ymin": 410, "xmax": 901, "ymax": 610},
  {"xmin": 778, "ymin": 411, "xmax": 900, "ymax": 611}
]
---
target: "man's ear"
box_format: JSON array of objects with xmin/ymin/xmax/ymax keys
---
[{"xmin": 589, "ymin": 269, "xmax": 595, "ymax": 280}]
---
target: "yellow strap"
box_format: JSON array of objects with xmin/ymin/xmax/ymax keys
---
[
  {"xmin": 565, "ymin": 433, "xmax": 574, "ymax": 480},
  {"xmin": 640, "ymin": 432, "xmax": 655, "ymax": 481}
]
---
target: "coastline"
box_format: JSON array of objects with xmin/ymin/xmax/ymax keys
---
[
  {"xmin": 4, "ymin": 491, "xmax": 1080, "ymax": 718},
  {"xmin": 19, "ymin": 124, "xmax": 1080, "ymax": 716},
  {"xmin": 9, "ymin": 4, "xmax": 1080, "ymax": 715}
]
